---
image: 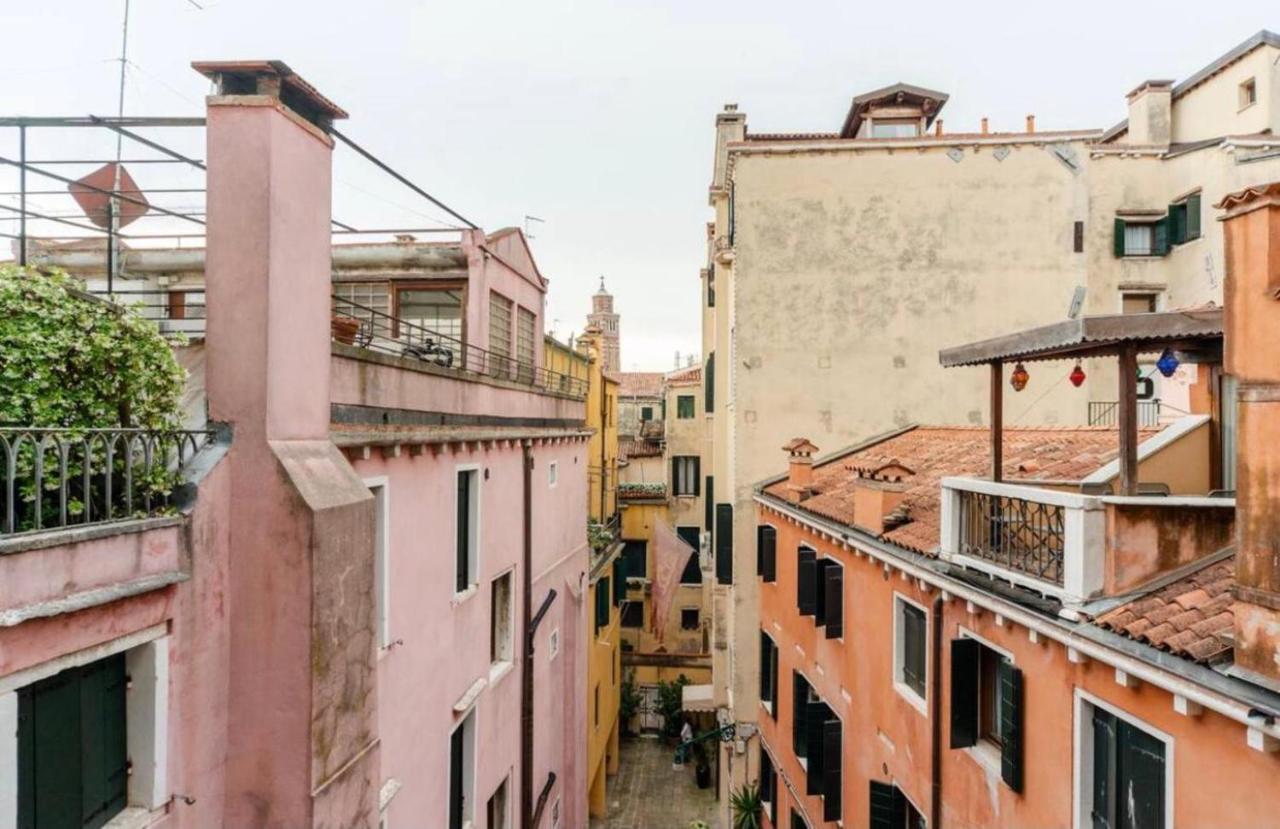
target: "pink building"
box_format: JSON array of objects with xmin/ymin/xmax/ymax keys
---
[{"xmin": 0, "ymin": 61, "xmax": 589, "ymax": 829}]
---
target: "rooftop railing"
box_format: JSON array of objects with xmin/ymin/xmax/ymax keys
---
[
  {"xmin": 1088, "ymin": 400, "xmax": 1163, "ymax": 427},
  {"xmin": 332, "ymin": 295, "xmax": 588, "ymax": 399},
  {"xmin": 1, "ymin": 427, "xmax": 212, "ymax": 536},
  {"xmin": 87, "ymin": 287, "xmax": 207, "ymax": 337}
]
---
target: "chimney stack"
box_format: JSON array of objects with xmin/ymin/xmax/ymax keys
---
[
  {"xmin": 981, "ymin": 117, "xmax": 989, "ymax": 135},
  {"xmin": 1026, "ymin": 114, "xmax": 1036, "ymax": 133},
  {"xmin": 1125, "ymin": 80, "xmax": 1174, "ymax": 147},
  {"xmin": 783, "ymin": 438, "xmax": 819, "ymax": 503},
  {"xmin": 1218, "ymin": 181, "xmax": 1280, "ymax": 689},
  {"xmin": 935, "ymin": 119, "xmax": 944, "ymax": 136}
]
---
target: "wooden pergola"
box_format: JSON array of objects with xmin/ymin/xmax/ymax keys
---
[{"xmin": 939, "ymin": 308, "xmax": 1223, "ymax": 495}]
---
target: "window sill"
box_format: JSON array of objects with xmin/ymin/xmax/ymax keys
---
[
  {"xmin": 452, "ymin": 585, "xmax": 479, "ymax": 606},
  {"xmin": 893, "ymin": 680, "xmax": 929, "ymax": 717},
  {"xmin": 489, "ymin": 659, "xmax": 515, "ymax": 686},
  {"xmin": 965, "ymin": 739, "xmax": 1003, "ymax": 776},
  {"xmin": 104, "ymin": 806, "xmax": 166, "ymax": 829},
  {"xmin": 760, "ymin": 700, "xmax": 773, "ymax": 717}
]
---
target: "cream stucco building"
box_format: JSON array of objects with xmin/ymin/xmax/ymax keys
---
[{"xmin": 698, "ymin": 30, "xmax": 1280, "ymax": 819}]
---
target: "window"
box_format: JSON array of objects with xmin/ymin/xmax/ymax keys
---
[
  {"xmin": 791, "ymin": 809, "xmax": 809, "ymax": 829},
  {"xmin": 759, "ymin": 748, "xmax": 778, "ymax": 825},
  {"xmin": 641, "ymin": 406, "xmax": 654, "ymax": 422},
  {"xmin": 549, "ymin": 628, "xmax": 560, "ymax": 659},
  {"xmin": 1081, "ymin": 697, "xmax": 1169, "ymax": 829},
  {"xmin": 672, "ymin": 456, "xmax": 701, "ymax": 496},
  {"xmin": 397, "ymin": 284, "xmax": 464, "ymax": 345},
  {"xmin": 949, "ymin": 635, "xmax": 1023, "ymax": 792},
  {"xmin": 791, "ymin": 671, "xmax": 815, "ymax": 760},
  {"xmin": 868, "ymin": 781, "xmax": 926, "ymax": 829},
  {"xmin": 334, "ymin": 281, "xmax": 390, "ymax": 321},
  {"xmin": 516, "ymin": 306, "xmax": 536, "ymax": 381},
  {"xmin": 489, "ymin": 291, "xmax": 513, "ymax": 377},
  {"xmin": 871, "ymin": 118, "xmax": 921, "ymax": 138},
  {"xmin": 455, "ymin": 469, "xmax": 479, "ymax": 594},
  {"xmin": 1074, "ymin": 221, "xmax": 1085, "ymax": 253},
  {"xmin": 612, "ymin": 560, "xmax": 627, "ymax": 606},
  {"xmin": 681, "ymin": 607, "xmax": 700, "ymax": 630},
  {"xmin": 707, "ymin": 264, "xmax": 716, "ymax": 308},
  {"xmin": 594, "ymin": 683, "xmax": 600, "ymax": 729},
  {"xmin": 823, "ymin": 561, "xmax": 844, "ymax": 639},
  {"xmin": 677, "ymin": 527, "xmax": 703, "ymax": 584},
  {"xmin": 756, "ymin": 525, "xmax": 777, "ymax": 583},
  {"xmin": 17, "ymin": 654, "xmax": 127, "ymax": 829},
  {"xmin": 622, "ymin": 540, "xmax": 647, "ymax": 579},
  {"xmin": 704, "ymin": 353, "xmax": 715, "ymax": 412},
  {"xmin": 715, "ymin": 504, "xmax": 733, "ymax": 584},
  {"xmin": 797, "ymin": 546, "xmax": 817, "ymax": 616},
  {"xmin": 1169, "ymin": 192, "xmax": 1202, "ymax": 244},
  {"xmin": 677, "ymin": 395, "xmax": 695, "ymax": 418},
  {"xmin": 759, "ymin": 631, "xmax": 778, "ymax": 716},
  {"xmin": 1122, "ymin": 292, "xmax": 1158, "ymax": 315},
  {"xmin": 1113, "ymin": 218, "xmax": 1169, "ymax": 257},
  {"xmin": 1240, "ymin": 77, "xmax": 1257, "ymax": 109},
  {"xmin": 548, "ymin": 461, "xmax": 558, "ymax": 487},
  {"xmin": 621, "ymin": 602, "xmax": 644, "ymax": 628},
  {"xmin": 448, "ymin": 711, "xmax": 476, "ymax": 829},
  {"xmin": 595, "ymin": 576, "xmax": 611, "ymax": 634},
  {"xmin": 490, "ymin": 571, "xmax": 514, "ymax": 667},
  {"xmin": 368, "ymin": 480, "xmax": 390, "ymax": 649},
  {"xmin": 486, "ymin": 777, "xmax": 510, "ymax": 829},
  {"xmin": 894, "ymin": 596, "xmax": 928, "ymax": 710}
]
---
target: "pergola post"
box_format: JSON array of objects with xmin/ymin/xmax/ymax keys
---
[
  {"xmin": 990, "ymin": 361, "xmax": 1003, "ymax": 483},
  {"xmin": 1118, "ymin": 344, "xmax": 1139, "ymax": 495}
]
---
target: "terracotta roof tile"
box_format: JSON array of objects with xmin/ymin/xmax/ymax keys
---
[
  {"xmin": 666, "ymin": 365, "xmax": 702, "ymax": 385},
  {"xmin": 1095, "ymin": 555, "xmax": 1237, "ymax": 664},
  {"xmin": 620, "ymin": 437, "xmax": 663, "ymax": 459},
  {"xmin": 762, "ymin": 424, "xmax": 1157, "ymax": 555},
  {"xmin": 617, "ymin": 372, "xmax": 664, "ymax": 398}
]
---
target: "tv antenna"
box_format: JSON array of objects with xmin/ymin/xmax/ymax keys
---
[{"xmin": 524, "ymin": 215, "xmax": 545, "ymax": 239}]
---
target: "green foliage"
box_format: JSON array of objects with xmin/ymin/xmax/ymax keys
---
[
  {"xmin": 619, "ymin": 670, "xmax": 641, "ymax": 735},
  {"xmin": 657, "ymin": 673, "xmax": 690, "ymax": 742},
  {"xmin": 0, "ymin": 265, "xmax": 186, "ymax": 429},
  {"xmin": 588, "ymin": 519, "xmax": 616, "ymax": 554},
  {"xmin": 618, "ymin": 481, "xmax": 666, "ymax": 498},
  {"xmin": 729, "ymin": 783, "xmax": 763, "ymax": 829}
]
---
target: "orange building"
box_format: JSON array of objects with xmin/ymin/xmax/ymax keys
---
[{"xmin": 748, "ymin": 185, "xmax": 1280, "ymax": 829}]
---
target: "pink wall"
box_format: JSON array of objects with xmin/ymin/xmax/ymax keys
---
[
  {"xmin": 462, "ymin": 229, "xmax": 548, "ymax": 368},
  {"xmin": 353, "ymin": 435, "xmax": 587, "ymax": 828}
]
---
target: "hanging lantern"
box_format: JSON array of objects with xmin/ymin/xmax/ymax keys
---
[
  {"xmin": 1010, "ymin": 362, "xmax": 1030, "ymax": 392},
  {"xmin": 1069, "ymin": 363, "xmax": 1087, "ymax": 388},
  {"xmin": 1156, "ymin": 347, "xmax": 1180, "ymax": 378}
]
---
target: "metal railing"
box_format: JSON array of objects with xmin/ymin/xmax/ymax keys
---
[
  {"xmin": 332, "ymin": 296, "xmax": 588, "ymax": 398},
  {"xmin": 1, "ymin": 427, "xmax": 212, "ymax": 536},
  {"xmin": 1088, "ymin": 400, "xmax": 1162, "ymax": 427},
  {"xmin": 87, "ymin": 287, "xmax": 207, "ymax": 337},
  {"xmin": 958, "ymin": 488, "xmax": 1065, "ymax": 586}
]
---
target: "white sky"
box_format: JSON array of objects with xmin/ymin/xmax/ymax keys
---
[{"xmin": 3, "ymin": 1, "xmax": 1277, "ymax": 370}]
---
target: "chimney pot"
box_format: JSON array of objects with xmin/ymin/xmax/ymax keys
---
[
  {"xmin": 935, "ymin": 119, "xmax": 944, "ymax": 136},
  {"xmin": 1026, "ymin": 114, "xmax": 1036, "ymax": 133},
  {"xmin": 981, "ymin": 117, "xmax": 989, "ymax": 135}
]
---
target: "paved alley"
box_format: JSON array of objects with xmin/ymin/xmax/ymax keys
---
[{"xmin": 590, "ymin": 735, "xmax": 719, "ymax": 829}]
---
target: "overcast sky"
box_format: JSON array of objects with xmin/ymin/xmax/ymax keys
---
[{"xmin": 3, "ymin": 2, "xmax": 1277, "ymax": 370}]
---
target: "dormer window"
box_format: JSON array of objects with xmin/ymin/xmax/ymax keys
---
[
  {"xmin": 870, "ymin": 118, "xmax": 921, "ymax": 138},
  {"xmin": 1240, "ymin": 77, "xmax": 1257, "ymax": 110}
]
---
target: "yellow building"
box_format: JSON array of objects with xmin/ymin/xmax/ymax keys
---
[{"xmin": 580, "ymin": 326, "xmax": 620, "ymax": 521}]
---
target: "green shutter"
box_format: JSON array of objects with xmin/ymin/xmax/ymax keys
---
[
  {"xmin": 999, "ymin": 662, "xmax": 1025, "ymax": 793},
  {"xmin": 792, "ymin": 672, "xmax": 809, "ymax": 758},
  {"xmin": 824, "ymin": 565, "xmax": 843, "ymax": 639},
  {"xmin": 1187, "ymin": 192, "xmax": 1202, "ymax": 240},
  {"xmin": 1120, "ymin": 720, "xmax": 1166, "ymax": 828},
  {"xmin": 456, "ymin": 472, "xmax": 470, "ymax": 593},
  {"xmin": 868, "ymin": 781, "xmax": 900, "ymax": 829},
  {"xmin": 1092, "ymin": 708, "xmax": 1117, "ymax": 828},
  {"xmin": 813, "ymin": 559, "xmax": 830, "ymax": 626},
  {"xmin": 805, "ymin": 702, "xmax": 827, "ymax": 795},
  {"xmin": 1153, "ymin": 215, "xmax": 1171, "ymax": 256},
  {"xmin": 449, "ymin": 724, "xmax": 465, "ymax": 829},
  {"xmin": 1113, "ymin": 217, "xmax": 1127, "ymax": 257},
  {"xmin": 715, "ymin": 504, "xmax": 734, "ymax": 584},
  {"xmin": 704, "ymin": 476, "xmax": 714, "ymax": 531},
  {"xmin": 950, "ymin": 638, "xmax": 980, "ymax": 749},
  {"xmin": 797, "ymin": 548, "xmax": 817, "ymax": 616},
  {"xmin": 612, "ymin": 560, "xmax": 626, "ymax": 605},
  {"xmin": 596, "ymin": 576, "xmax": 611, "ymax": 632},
  {"xmin": 704, "ymin": 353, "xmax": 715, "ymax": 412},
  {"xmin": 1169, "ymin": 202, "xmax": 1187, "ymax": 245},
  {"xmin": 822, "ymin": 718, "xmax": 843, "ymax": 822}
]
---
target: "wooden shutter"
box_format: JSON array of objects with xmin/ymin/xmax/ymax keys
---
[
  {"xmin": 792, "ymin": 672, "xmax": 809, "ymax": 758},
  {"xmin": 823, "ymin": 718, "xmax": 843, "ymax": 822},
  {"xmin": 456, "ymin": 472, "xmax": 470, "ymax": 592},
  {"xmin": 1091, "ymin": 708, "xmax": 1117, "ymax": 829},
  {"xmin": 612, "ymin": 560, "xmax": 626, "ymax": 605},
  {"xmin": 759, "ymin": 526, "xmax": 777, "ymax": 583},
  {"xmin": 1113, "ymin": 217, "xmax": 1126, "ymax": 257},
  {"xmin": 1120, "ymin": 720, "xmax": 1166, "ymax": 829},
  {"xmin": 715, "ymin": 504, "xmax": 734, "ymax": 584},
  {"xmin": 805, "ymin": 702, "xmax": 826, "ymax": 795},
  {"xmin": 18, "ymin": 669, "xmax": 82, "ymax": 829},
  {"xmin": 705, "ymin": 353, "xmax": 715, "ymax": 412},
  {"xmin": 692, "ymin": 457, "xmax": 701, "ymax": 496},
  {"xmin": 949, "ymin": 638, "xmax": 980, "ymax": 749},
  {"xmin": 1169, "ymin": 202, "xmax": 1187, "ymax": 245},
  {"xmin": 868, "ymin": 781, "xmax": 902, "ymax": 829},
  {"xmin": 704, "ymin": 476, "xmax": 714, "ymax": 532},
  {"xmin": 824, "ymin": 565, "xmax": 843, "ymax": 639},
  {"xmin": 999, "ymin": 662, "xmax": 1024, "ymax": 793},
  {"xmin": 1153, "ymin": 215, "xmax": 1171, "ymax": 256},
  {"xmin": 1187, "ymin": 192, "xmax": 1202, "ymax": 239},
  {"xmin": 759, "ymin": 633, "xmax": 772, "ymax": 708},
  {"xmin": 769, "ymin": 636, "xmax": 779, "ymax": 715},
  {"xmin": 813, "ymin": 559, "xmax": 830, "ymax": 626},
  {"xmin": 670, "ymin": 457, "xmax": 678, "ymax": 494},
  {"xmin": 449, "ymin": 725, "xmax": 465, "ymax": 829},
  {"xmin": 1073, "ymin": 220, "xmax": 1085, "ymax": 253},
  {"xmin": 80, "ymin": 654, "xmax": 128, "ymax": 829},
  {"xmin": 760, "ymin": 748, "xmax": 778, "ymax": 825},
  {"xmin": 797, "ymin": 548, "xmax": 816, "ymax": 615},
  {"xmin": 596, "ymin": 576, "xmax": 611, "ymax": 632}
]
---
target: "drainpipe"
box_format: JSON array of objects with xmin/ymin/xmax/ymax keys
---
[
  {"xmin": 930, "ymin": 595, "xmax": 943, "ymax": 829},
  {"xmin": 599, "ymin": 373, "xmax": 608, "ymax": 519},
  {"xmin": 521, "ymin": 438, "xmax": 534, "ymax": 829}
]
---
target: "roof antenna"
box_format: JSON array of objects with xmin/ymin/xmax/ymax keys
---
[{"xmin": 524, "ymin": 215, "xmax": 544, "ymax": 239}]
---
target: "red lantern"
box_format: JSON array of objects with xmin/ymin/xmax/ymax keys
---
[
  {"xmin": 1010, "ymin": 362, "xmax": 1030, "ymax": 392},
  {"xmin": 1069, "ymin": 363, "xmax": 1086, "ymax": 388}
]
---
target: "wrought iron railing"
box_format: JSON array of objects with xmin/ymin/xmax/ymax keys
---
[
  {"xmin": 958, "ymin": 488, "xmax": 1065, "ymax": 586},
  {"xmin": 1, "ymin": 427, "xmax": 212, "ymax": 536},
  {"xmin": 87, "ymin": 288, "xmax": 207, "ymax": 337},
  {"xmin": 331, "ymin": 296, "xmax": 587, "ymax": 399},
  {"xmin": 1088, "ymin": 400, "xmax": 1162, "ymax": 427}
]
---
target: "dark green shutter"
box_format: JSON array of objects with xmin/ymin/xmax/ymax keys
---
[
  {"xmin": 823, "ymin": 718, "xmax": 843, "ymax": 822},
  {"xmin": 760, "ymin": 748, "xmax": 777, "ymax": 825},
  {"xmin": 1153, "ymin": 215, "xmax": 1171, "ymax": 256},
  {"xmin": 868, "ymin": 781, "xmax": 902, "ymax": 829},
  {"xmin": 449, "ymin": 724, "xmax": 465, "ymax": 829},
  {"xmin": 1187, "ymin": 192, "xmax": 1202, "ymax": 240},
  {"xmin": 759, "ymin": 633, "xmax": 770, "ymax": 706},
  {"xmin": 792, "ymin": 672, "xmax": 809, "ymax": 758},
  {"xmin": 1091, "ymin": 708, "xmax": 1117, "ymax": 829},
  {"xmin": 805, "ymin": 702, "xmax": 827, "ymax": 795},
  {"xmin": 612, "ymin": 560, "xmax": 626, "ymax": 605},
  {"xmin": 824, "ymin": 565, "xmax": 843, "ymax": 639},
  {"xmin": 596, "ymin": 576, "xmax": 611, "ymax": 632},
  {"xmin": 813, "ymin": 559, "xmax": 830, "ymax": 626},
  {"xmin": 999, "ymin": 662, "xmax": 1024, "ymax": 793},
  {"xmin": 1113, "ymin": 217, "xmax": 1126, "ymax": 257},
  {"xmin": 456, "ymin": 472, "xmax": 470, "ymax": 592},
  {"xmin": 692, "ymin": 457, "xmax": 701, "ymax": 496},
  {"xmin": 757, "ymin": 525, "xmax": 777, "ymax": 583},
  {"xmin": 1169, "ymin": 202, "xmax": 1187, "ymax": 245},
  {"xmin": 770, "ymin": 636, "xmax": 779, "ymax": 715},
  {"xmin": 950, "ymin": 638, "xmax": 980, "ymax": 749},
  {"xmin": 705, "ymin": 353, "xmax": 715, "ymax": 412},
  {"xmin": 715, "ymin": 504, "xmax": 733, "ymax": 584},
  {"xmin": 705, "ymin": 476, "xmax": 714, "ymax": 531},
  {"xmin": 797, "ymin": 548, "xmax": 816, "ymax": 615},
  {"xmin": 1120, "ymin": 720, "xmax": 1166, "ymax": 829},
  {"xmin": 671, "ymin": 457, "xmax": 678, "ymax": 494}
]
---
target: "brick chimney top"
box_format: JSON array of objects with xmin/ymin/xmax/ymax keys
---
[
  {"xmin": 192, "ymin": 60, "xmax": 348, "ymax": 131},
  {"xmin": 784, "ymin": 437, "xmax": 819, "ymax": 458},
  {"xmin": 784, "ymin": 438, "xmax": 819, "ymax": 503}
]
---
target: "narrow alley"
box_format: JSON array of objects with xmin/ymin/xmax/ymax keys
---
[{"xmin": 591, "ymin": 737, "xmax": 718, "ymax": 829}]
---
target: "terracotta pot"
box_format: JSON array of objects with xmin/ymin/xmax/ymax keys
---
[{"xmin": 331, "ymin": 314, "xmax": 361, "ymax": 345}]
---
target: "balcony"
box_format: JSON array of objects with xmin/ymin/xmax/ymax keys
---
[{"xmin": 940, "ymin": 477, "xmax": 1235, "ymax": 610}]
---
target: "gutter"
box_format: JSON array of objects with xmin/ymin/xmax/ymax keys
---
[{"xmin": 754, "ymin": 491, "xmax": 1280, "ymax": 742}]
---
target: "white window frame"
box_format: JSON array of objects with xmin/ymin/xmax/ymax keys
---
[
  {"xmin": 447, "ymin": 706, "xmax": 479, "ymax": 829},
  {"xmin": 958, "ymin": 626, "xmax": 1014, "ymax": 772},
  {"xmin": 490, "ymin": 568, "xmax": 515, "ymax": 681},
  {"xmin": 0, "ymin": 625, "xmax": 171, "ymax": 827},
  {"xmin": 1239, "ymin": 77, "xmax": 1257, "ymax": 111},
  {"xmin": 486, "ymin": 774, "xmax": 512, "ymax": 829},
  {"xmin": 548, "ymin": 461, "xmax": 558, "ymax": 488},
  {"xmin": 549, "ymin": 628, "xmax": 560, "ymax": 660},
  {"xmin": 365, "ymin": 476, "xmax": 392, "ymax": 653},
  {"xmin": 454, "ymin": 463, "xmax": 482, "ymax": 601},
  {"xmin": 1122, "ymin": 221, "xmax": 1158, "ymax": 257},
  {"xmin": 892, "ymin": 593, "xmax": 929, "ymax": 716},
  {"xmin": 673, "ymin": 456, "xmax": 699, "ymax": 497},
  {"xmin": 1072, "ymin": 687, "xmax": 1175, "ymax": 829},
  {"xmin": 760, "ymin": 630, "xmax": 777, "ymax": 717}
]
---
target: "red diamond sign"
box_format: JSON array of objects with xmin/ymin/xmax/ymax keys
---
[{"xmin": 68, "ymin": 163, "xmax": 149, "ymax": 229}]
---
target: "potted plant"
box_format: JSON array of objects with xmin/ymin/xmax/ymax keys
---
[
  {"xmin": 331, "ymin": 313, "xmax": 361, "ymax": 345},
  {"xmin": 729, "ymin": 783, "xmax": 763, "ymax": 829}
]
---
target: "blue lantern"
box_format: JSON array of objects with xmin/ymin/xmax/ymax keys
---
[{"xmin": 1156, "ymin": 348, "xmax": 1180, "ymax": 378}]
